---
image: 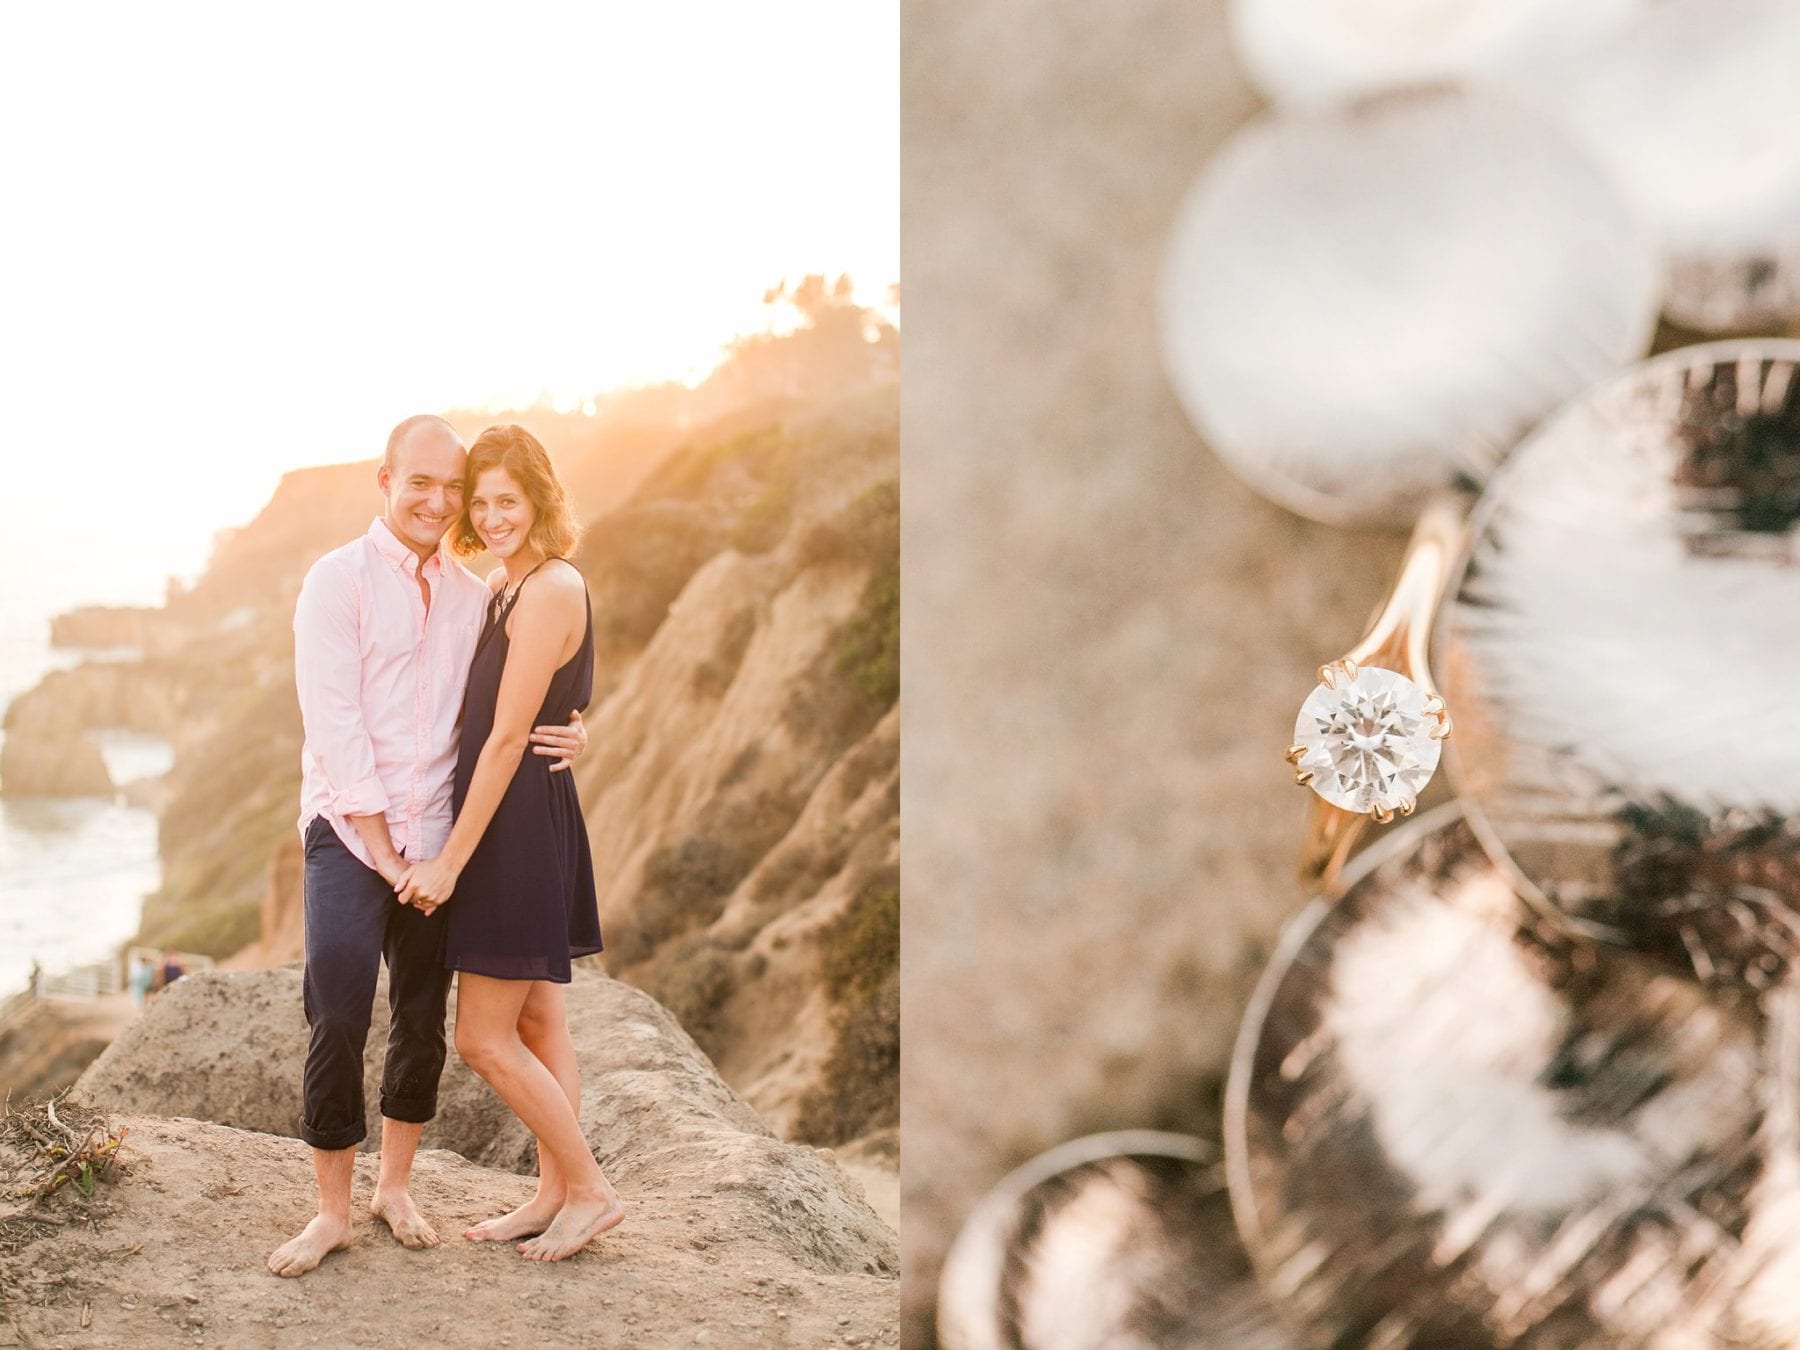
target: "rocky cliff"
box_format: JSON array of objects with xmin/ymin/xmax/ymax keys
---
[
  {"xmin": 570, "ymin": 392, "xmax": 900, "ymax": 1150},
  {"xmin": 14, "ymin": 378, "xmax": 900, "ymax": 1167}
]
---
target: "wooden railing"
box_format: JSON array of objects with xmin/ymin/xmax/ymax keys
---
[
  {"xmin": 0, "ymin": 984, "xmax": 33, "ymax": 1031},
  {"xmin": 0, "ymin": 948, "xmax": 216, "ymax": 1031}
]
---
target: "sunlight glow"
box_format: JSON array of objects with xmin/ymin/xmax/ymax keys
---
[{"xmin": 0, "ymin": 2, "xmax": 898, "ymax": 602}]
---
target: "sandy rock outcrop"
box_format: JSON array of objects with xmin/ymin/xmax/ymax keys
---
[
  {"xmin": 581, "ymin": 546, "xmax": 872, "ymax": 959},
  {"xmin": 220, "ymin": 832, "xmax": 305, "ymax": 970},
  {"xmin": 710, "ymin": 704, "xmax": 900, "ymax": 1137},
  {"xmin": 48, "ymin": 604, "xmax": 160, "ymax": 649},
  {"xmin": 0, "ymin": 1114, "xmax": 898, "ymax": 1348},
  {"xmin": 3, "ymin": 659, "xmax": 184, "ymax": 739},
  {"xmin": 568, "ymin": 399, "xmax": 899, "ymax": 1148},
  {"xmin": 0, "ymin": 728, "xmax": 112, "ymax": 797},
  {"xmin": 74, "ymin": 967, "xmax": 896, "ymax": 1282}
]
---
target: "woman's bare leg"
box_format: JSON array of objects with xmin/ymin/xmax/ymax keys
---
[
  {"xmin": 453, "ymin": 973, "xmax": 623, "ymax": 1259},
  {"xmin": 463, "ymin": 980, "xmax": 580, "ymax": 1241}
]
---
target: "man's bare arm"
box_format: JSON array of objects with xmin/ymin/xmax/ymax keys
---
[{"xmin": 347, "ymin": 813, "xmax": 407, "ymax": 887}]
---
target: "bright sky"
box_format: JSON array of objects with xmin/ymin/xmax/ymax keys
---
[{"xmin": 0, "ymin": 2, "xmax": 898, "ymax": 607}]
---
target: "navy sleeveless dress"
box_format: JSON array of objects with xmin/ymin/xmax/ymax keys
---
[{"xmin": 443, "ymin": 558, "xmax": 603, "ymax": 982}]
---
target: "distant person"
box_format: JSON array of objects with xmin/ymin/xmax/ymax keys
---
[
  {"xmin": 159, "ymin": 949, "xmax": 186, "ymax": 988},
  {"xmin": 400, "ymin": 425, "xmax": 624, "ymax": 1261},
  {"xmin": 129, "ymin": 954, "xmax": 155, "ymax": 1010},
  {"xmin": 270, "ymin": 414, "xmax": 590, "ymax": 1279}
]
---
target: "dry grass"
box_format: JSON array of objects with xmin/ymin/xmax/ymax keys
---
[
  {"xmin": 1, "ymin": 1093, "xmax": 130, "ymax": 1223},
  {"xmin": 1, "ymin": 1096, "xmax": 129, "ymax": 1338},
  {"xmin": 0, "ymin": 1095, "xmax": 129, "ymax": 1333}
]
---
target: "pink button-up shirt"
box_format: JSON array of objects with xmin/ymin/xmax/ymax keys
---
[{"xmin": 294, "ymin": 517, "xmax": 489, "ymax": 870}]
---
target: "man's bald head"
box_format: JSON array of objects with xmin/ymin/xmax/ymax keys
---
[
  {"xmin": 378, "ymin": 415, "xmax": 468, "ymax": 558},
  {"xmin": 384, "ymin": 414, "xmax": 464, "ymax": 470}
]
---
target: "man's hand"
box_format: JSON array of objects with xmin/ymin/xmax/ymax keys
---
[
  {"xmin": 397, "ymin": 856, "xmax": 460, "ymax": 914},
  {"xmin": 529, "ymin": 709, "xmax": 588, "ymax": 774},
  {"xmin": 372, "ymin": 851, "xmax": 409, "ymax": 890}
]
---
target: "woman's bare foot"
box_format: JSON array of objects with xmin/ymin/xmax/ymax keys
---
[
  {"xmin": 464, "ymin": 1193, "xmax": 563, "ymax": 1242},
  {"xmin": 517, "ymin": 1189, "xmax": 626, "ymax": 1262},
  {"xmin": 267, "ymin": 1212, "xmax": 355, "ymax": 1277},
  {"xmin": 371, "ymin": 1187, "xmax": 441, "ymax": 1249}
]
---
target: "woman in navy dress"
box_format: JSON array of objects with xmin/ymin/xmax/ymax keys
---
[{"xmin": 398, "ymin": 424, "xmax": 624, "ymax": 1261}]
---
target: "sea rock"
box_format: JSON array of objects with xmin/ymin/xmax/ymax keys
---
[
  {"xmin": 49, "ymin": 604, "xmax": 158, "ymax": 650},
  {"xmin": 0, "ymin": 728, "xmax": 113, "ymax": 797},
  {"xmin": 2, "ymin": 659, "xmax": 183, "ymax": 737}
]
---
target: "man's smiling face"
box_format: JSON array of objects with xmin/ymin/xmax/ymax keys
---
[{"xmin": 378, "ymin": 426, "xmax": 466, "ymax": 557}]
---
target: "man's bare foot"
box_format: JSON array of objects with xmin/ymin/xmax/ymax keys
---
[
  {"xmin": 465, "ymin": 1194, "xmax": 563, "ymax": 1242},
  {"xmin": 267, "ymin": 1213, "xmax": 354, "ymax": 1277},
  {"xmin": 517, "ymin": 1190, "xmax": 626, "ymax": 1262},
  {"xmin": 371, "ymin": 1187, "xmax": 442, "ymax": 1249}
]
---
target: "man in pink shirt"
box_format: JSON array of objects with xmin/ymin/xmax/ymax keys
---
[{"xmin": 269, "ymin": 414, "xmax": 587, "ymax": 1276}]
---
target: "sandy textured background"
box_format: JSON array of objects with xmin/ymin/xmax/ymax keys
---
[{"xmin": 900, "ymin": 2, "xmax": 1408, "ymax": 1343}]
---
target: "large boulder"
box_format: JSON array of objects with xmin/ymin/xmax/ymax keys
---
[{"xmin": 74, "ymin": 967, "xmax": 895, "ymax": 1281}]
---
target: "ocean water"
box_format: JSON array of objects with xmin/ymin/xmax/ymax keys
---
[{"xmin": 0, "ymin": 571, "xmax": 176, "ymax": 996}]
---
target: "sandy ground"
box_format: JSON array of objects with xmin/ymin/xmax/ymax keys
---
[
  {"xmin": 0, "ymin": 1115, "xmax": 896, "ymax": 1349},
  {"xmin": 14, "ymin": 970, "xmax": 898, "ymax": 1345}
]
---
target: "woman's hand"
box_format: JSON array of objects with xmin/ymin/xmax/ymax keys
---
[
  {"xmin": 398, "ymin": 856, "xmax": 461, "ymax": 914},
  {"xmin": 530, "ymin": 710, "xmax": 588, "ymax": 773}
]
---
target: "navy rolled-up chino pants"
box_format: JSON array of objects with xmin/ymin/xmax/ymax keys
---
[{"xmin": 298, "ymin": 815, "xmax": 452, "ymax": 1150}]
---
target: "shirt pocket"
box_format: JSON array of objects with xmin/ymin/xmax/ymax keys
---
[{"xmin": 433, "ymin": 618, "xmax": 484, "ymax": 705}]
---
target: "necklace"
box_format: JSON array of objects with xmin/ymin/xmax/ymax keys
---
[{"xmin": 494, "ymin": 557, "xmax": 550, "ymax": 616}]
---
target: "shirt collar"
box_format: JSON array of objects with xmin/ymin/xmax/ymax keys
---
[{"xmin": 367, "ymin": 516, "xmax": 446, "ymax": 577}]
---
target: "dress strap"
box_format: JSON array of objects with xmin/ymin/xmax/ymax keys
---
[{"xmin": 492, "ymin": 556, "xmax": 560, "ymax": 621}]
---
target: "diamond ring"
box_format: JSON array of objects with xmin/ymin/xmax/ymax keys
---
[{"xmin": 1285, "ymin": 498, "xmax": 1464, "ymax": 890}]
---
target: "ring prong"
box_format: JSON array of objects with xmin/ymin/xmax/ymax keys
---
[
  {"xmin": 1285, "ymin": 744, "xmax": 1305, "ymax": 764},
  {"xmin": 1370, "ymin": 804, "xmax": 1395, "ymax": 824},
  {"xmin": 1398, "ymin": 797, "xmax": 1417, "ymax": 816},
  {"xmin": 1423, "ymin": 694, "xmax": 1445, "ymax": 716},
  {"xmin": 1318, "ymin": 664, "xmax": 1336, "ymax": 688},
  {"xmin": 1294, "ymin": 769, "xmax": 1315, "ymax": 787},
  {"xmin": 1429, "ymin": 716, "xmax": 1453, "ymax": 740},
  {"xmin": 1340, "ymin": 658, "xmax": 1357, "ymax": 681}
]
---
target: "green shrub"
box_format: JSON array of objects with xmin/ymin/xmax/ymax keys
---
[
  {"xmin": 797, "ymin": 478, "xmax": 898, "ymax": 572},
  {"xmin": 795, "ymin": 972, "xmax": 899, "ymax": 1146},
  {"xmin": 793, "ymin": 874, "xmax": 900, "ymax": 1145},
  {"xmin": 732, "ymin": 470, "xmax": 795, "ymax": 555},
  {"xmin": 835, "ymin": 568, "xmax": 898, "ymax": 707},
  {"xmin": 651, "ymin": 936, "xmax": 738, "ymax": 1056}
]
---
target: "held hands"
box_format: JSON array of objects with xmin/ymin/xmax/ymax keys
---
[
  {"xmin": 529, "ymin": 710, "xmax": 588, "ymax": 773},
  {"xmin": 373, "ymin": 852, "xmax": 411, "ymax": 892},
  {"xmin": 397, "ymin": 856, "xmax": 460, "ymax": 915}
]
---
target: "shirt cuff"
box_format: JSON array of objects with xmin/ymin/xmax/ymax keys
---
[{"xmin": 328, "ymin": 775, "xmax": 389, "ymax": 819}]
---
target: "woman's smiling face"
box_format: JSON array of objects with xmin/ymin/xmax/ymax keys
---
[{"xmin": 469, "ymin": 465, "xmax": 538, "ymax": 559}]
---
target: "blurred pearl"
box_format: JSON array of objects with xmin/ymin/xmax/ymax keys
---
[
  {"xmin": 1158, "ymin": 86, "xmax": 1658, "ymax": 524},
  {"xmin": 1228, "ymin": 0, "xmax": 1642, "ymax": 107},
  {"xmin": 1547, "ymin": 0, "xmax": 1800, "ymax": 332}
]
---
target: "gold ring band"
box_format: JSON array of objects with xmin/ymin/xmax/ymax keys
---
[{"xmin": 1290, "ymin": 497, "xmax": 1466, "ymax": 892}]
